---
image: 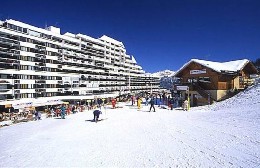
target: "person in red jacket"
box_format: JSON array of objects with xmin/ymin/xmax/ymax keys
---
[{"xmin": 111, "ymin": 98, "xmax": 116, "ymax": 109}]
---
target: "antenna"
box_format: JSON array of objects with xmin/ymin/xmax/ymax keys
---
[
  {"xmin": 55, "ymin": 22, "xmax": 59, "ymax": 27},
  {"xmin": 205, "ymin": 54, "xmax": 210, "ymax": 60},
  {"xmin": 45, "ymin": 21, "xmax": 48, "ymax": 29},
  {"xmin": 0, "ymin": 14, "xmax": 9, "ymax": 21}
]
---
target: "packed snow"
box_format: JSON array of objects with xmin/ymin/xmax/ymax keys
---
[{"xmin": 0, "ymin": 85, "xmax": 260, "ymax": 167}]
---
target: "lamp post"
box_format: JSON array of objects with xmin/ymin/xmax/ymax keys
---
[
  {"xmin": 150, "ymin": 82, "xmax": 152, "ymax": 95},
  {"xmin": 71, "ymin": 76, "xmax": 73, "ymax": 95},
  {"xmin": 11, "ymin": 74, "xmax": 15, "ymax": 99},
  {"xmin": 208, "ymin": 93, "xmax": 210, "ymax": 107},
  {"xmin": 128, "ymin": 75, "xmax": 131, "ymax": 94},
  {"xmin": 187, "ymin": 86, "xmax": 190, "ymax": 111}
]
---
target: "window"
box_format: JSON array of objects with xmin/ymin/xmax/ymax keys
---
[
  {"xmin": 20, "ymin": 36, "xmax": 27, "ymax": 42},
  {"xmin": 198, "ymin": 77, "xmax": 210, "ymax": 83},
  {"xmin": 41, "ymin": 33, "xmax": 51, "ymax": 39},
  {"xmin": 52, "ymin": 37, "xmax": 62, "ymax": 42},
  {"xmin": 20, "ymin": 46, "xmax": 27, "ymax": 51},
  {"xmin": 23, "ymin": 28, "xmax": 28, "ymax": 33},
  {"xmin": 28, "ymin": 29, "xmax": 41, "ymax": 37},
  {"xmin": 8, "ymin": 24, "xmax": 23, "ymax": 32}
]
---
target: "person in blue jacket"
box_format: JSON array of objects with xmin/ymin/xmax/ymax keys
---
[
  {"xmin": 60, "ymin": 104, "xmax": 66, "ymax": 119},
  {"xmin": 93, "ymin": 109, "xmax": 102, "ymax": 122},
  {"xmin": 149, "ymin": 97, "xmax": 156, "ymax": 112}
]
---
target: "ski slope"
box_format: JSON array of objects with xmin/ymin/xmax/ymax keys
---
[{"xmin": 0, "ymin": 85, "xmax": 260, "ymax": 167}]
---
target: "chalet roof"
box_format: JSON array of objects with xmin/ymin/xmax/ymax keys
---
[{"xmin": 175, "ymin": 59, "xmax": 250, "ymax": 76}]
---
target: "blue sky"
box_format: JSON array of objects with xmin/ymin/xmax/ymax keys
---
[{"xmin": 1, "ymin": 0, "xmax": 260, "ymax": 73}]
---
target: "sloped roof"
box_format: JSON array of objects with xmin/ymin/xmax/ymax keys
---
[
  {"xmin": 131, "ymin": 55, "xmax": 137, "ymax": 64},
  {"xmin": 175, "ymin": 59, "xmax": 250, "ymax": 76}
]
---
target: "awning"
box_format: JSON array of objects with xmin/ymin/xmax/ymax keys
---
[{"xmin": 5, "ymin": 104, "xmax": 12, "ymax": 108}]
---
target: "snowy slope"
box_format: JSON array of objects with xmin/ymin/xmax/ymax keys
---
[
  {"xmin": 152, "ymin": 69, "xmax": 175, "ymax": 78},
  {"xmin": 152, "ymin": 70, "xmax": 176, "ymax": 89},
  {"xmin": 211, "ymin": 84, "xmax": 260, "ymax": 110},
  {"xmin": 0, "ymin": 85, "xmax": 259, "ymax": 167}
]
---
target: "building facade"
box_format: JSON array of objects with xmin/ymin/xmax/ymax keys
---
[
  {"xmin": 174, "ymin": 59, "xmax": 258, "ymax": 106},
  {"xmin": 0, "ymin": 19, "xmax": 160, "ymax": 101}
]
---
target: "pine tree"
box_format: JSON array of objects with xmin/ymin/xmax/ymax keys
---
[{"xmin": 252, "ymin": 58, "xmax": 260, "ymax": 72}]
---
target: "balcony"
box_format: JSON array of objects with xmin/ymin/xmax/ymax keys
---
[
  {"xmin": 35, "ymin": 80, "xmax": 46, "ymax": 84},
  {"xmin": 0, "ymin": 89, "xmax": 10, "ymax": 93},
  {"xmin": 0, "ymin": 37, "xmax": 19, "ymax": 46},
  {"xmin": 35, "ymin": 89, "xmax": 46, "ymax": 92}
]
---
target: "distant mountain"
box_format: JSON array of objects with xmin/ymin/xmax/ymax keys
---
[
  {"xmin": 152, "ymin": 70, "xmax": 175, "ymax": 78},
  {"xmin": 151, "ymin": 70, "xmax": 178, "ymax": 90}
]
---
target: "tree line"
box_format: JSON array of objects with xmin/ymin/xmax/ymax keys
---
[{"xmin": 252, "ymin": 58, "xmax": 260, "ymax": 72}]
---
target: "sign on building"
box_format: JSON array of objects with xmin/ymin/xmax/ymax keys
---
[
  {"xmin": 176, "ymin": 86, "xmax": 189, "ymax": 91},
  {"xmin": 190, "ymin": 69, "xmax": 206, "ymax": 75}
]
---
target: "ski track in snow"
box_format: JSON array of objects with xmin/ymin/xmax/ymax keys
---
[{"xmin": 0, "ymin": 85, "xmax": 260, "ymax": 167}]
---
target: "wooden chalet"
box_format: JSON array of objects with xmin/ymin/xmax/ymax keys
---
[{"xmin": 174, "ymin": 59, "xmax": 258, "ymax": 106}]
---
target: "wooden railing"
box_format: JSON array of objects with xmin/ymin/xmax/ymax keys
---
[{"xmin": 193, "ymin": 83, "xmax": 215, "ymax": 104}]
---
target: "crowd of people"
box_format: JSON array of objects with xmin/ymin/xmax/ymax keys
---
[
  {"xmin": 130, "ymin": 92, "xmax": 189, "ymax": 112},
  {"xmin": 43, "ymin": 97, "xmax": 120, "ymax": 120},
  {"xmin": 1, "ymin": 94, "xmax": 190, "ymax": 127}
]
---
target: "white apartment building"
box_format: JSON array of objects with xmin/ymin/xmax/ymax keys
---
[{"xmin": 0, "ymin": 19, "xmax": 160, "ymax": 101}]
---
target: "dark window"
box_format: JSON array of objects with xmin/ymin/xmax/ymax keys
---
[{"xmin": 23, "ymin": 28, "xmax": 28, "ymax": 33}]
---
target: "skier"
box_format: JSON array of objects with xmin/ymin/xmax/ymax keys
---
[
  {"xmin": 34, "ymin": 110, "xmax": 38, "ymax": 120},
  {"xmin": 149, "ymin": 97, "xmax": 156, "ymax": 112},
  {"xmin": 131, "ymin": 95, "xmax": 135, "ymax": 105},
  {"xmin": 137, "ymin": 97, "xmax": 142, "ymax": 110},
  {"xmin": 170, "ymin": 98, "xmax": 174, "ymax": 110},
  {"xmin": 97, "ymin": 98, "xmax": 103, "ymax": 110},
  {"xmin": 72, "ymin": 105, "xmax": 76, "ymax": 114},
  {"xmin": 145, "ymin": 96, "xmax": 149, "ymax": 106},
  {"xmin": 93, "ymin": 109, "xmax": 102, "ymax": 122},
  {"xmin": 183, "ymin": 99, "xmax": 188, "ymax": 111},
  {"xmin": 111, "ymin": 98, "xmax": 116, "ymax": 109},
  {"xmin": 37, "ymin": 111, "xmax": 42, "ymax": 120},
  {"xmin": 60, "ymin": 104, "xmax": 66, "ymax": 119}
]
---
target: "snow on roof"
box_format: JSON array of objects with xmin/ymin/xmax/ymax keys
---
[
  {"xmin": 175, "ymin": 59, "xmax": 250, "ymax": 76},
  {"xmin": 194, "ymin": 59, "xmax": 249, "ymax": 72},
  {"xmin": 6, "ymin": 19, "xmax": 60, "ymax": 36},
  {"xmin": 131, "ymin": 55, "xmax": 137, "ymax": 64},
  {"xmin": 76, "ymin": 33, "xmax": 102, "ymax": 44},
  {"xmin": 6, "ymin": 19, "xmax": 79, "ymax": 43},
  {"xmin": 46, "ymin": 26, "xmax": 61, "ymax": 34},
  {"xmin": 64, "ymin": 32, "xmax": 76, "ymax": 38},
  {"xmin": 99, "ymin": 35, "xmax": 124, "ymax": 47}
]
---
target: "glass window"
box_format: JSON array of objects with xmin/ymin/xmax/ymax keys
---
[
  {"xmin": 198, "ymin": 77, "xmax": 210, "ymax": 82},
  {"xmin": 28, "ymin": 29, "xmax": 41, "ymax": 37},
  {"xmin": 20, "ymin": 36, "xmax": 27, "ymax": 42},
  {"xmin": 23, "ymin": 28, "xmax": 28, "ymax": 33},
  {"xmin": 17, "ymin": 27, "xmax": 22, "ymax": 32}
]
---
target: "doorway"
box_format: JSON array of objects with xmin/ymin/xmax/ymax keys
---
[{"xmin": 193, "ymin": 94, "xmax": 198, "ymax": 106}]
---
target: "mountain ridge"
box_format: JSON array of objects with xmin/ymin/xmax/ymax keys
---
[{"xmin": 151, "ymin": 70, "xmax": 175, "ymax": 78}]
